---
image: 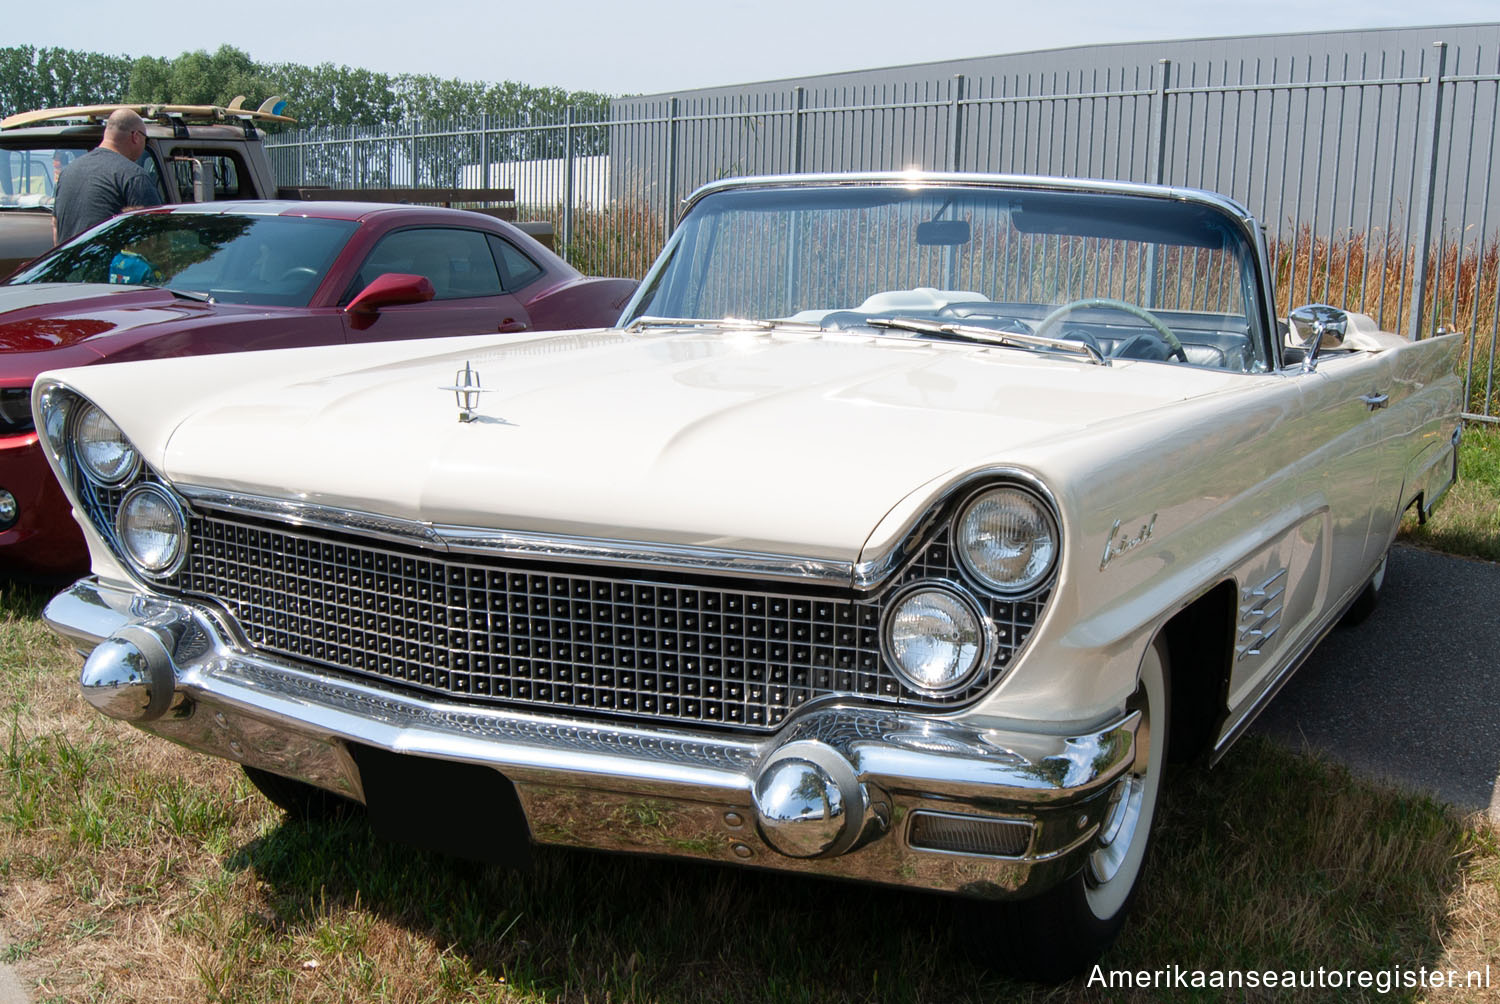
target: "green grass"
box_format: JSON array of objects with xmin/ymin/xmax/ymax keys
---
[
  {"xmin": 1401, "ymin": 424, "xmax": 1500, "ymax": 561},
  {"xmin": 1, "ymin": 578, "xmax": 1498, "ymax": 1002}
]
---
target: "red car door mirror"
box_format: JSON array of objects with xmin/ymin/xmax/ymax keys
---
[{"xmin": 346, "ymin": 273, "xmax": 436, "ymax": 314}]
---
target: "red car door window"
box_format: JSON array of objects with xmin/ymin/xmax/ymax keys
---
[{"xmin": 344, "ymin": 227, "xmax": 530, "ymax": 341}]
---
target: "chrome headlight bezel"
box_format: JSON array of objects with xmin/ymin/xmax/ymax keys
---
[
  {"xmin": 952, "ymin": 484, "xmax": 1060, "ymax": 598},
  {"xmin": 72, "ymin": 401, "xmax": 142, "ymax": 487},
  {"xmin": 879, "ymin": 581, "xmax": 991, "ymax": 696},
  {"xmin": 114, "ymin": 483, "xmax": 189, "ymax": 578}
]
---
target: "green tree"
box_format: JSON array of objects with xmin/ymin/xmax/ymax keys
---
[
  {"xmin": 0, "ymin": 45, "xmax": 131, "ymax": 116},
  {"xmin": 0, "ymin": 44, "xmax": 615, "ymax": 158},
  {"xmin": 262, "ymin": 61, "xmax": 400, "ymax": 128},
  {"xmin": 125, "ymin": 45, "xmax": 276, "ymax": 109}
]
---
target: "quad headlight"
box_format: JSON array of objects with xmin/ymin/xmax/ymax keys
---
[
  {"xmin": 883, "ymin": 585, "xmax": 986, "ymax": 694},
  {"xmin": 954, "ymin": 486, "xmax": 1058, "ymax": 595},
  {"xmin": 74, "ymin": 403, "xmax": 140, "ymax": 486},
  {"xmin": 116, "ymin": 484, "xmax": 187, "ymax": 575}
]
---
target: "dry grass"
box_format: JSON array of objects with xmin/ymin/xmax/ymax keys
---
[
  {"xmin": 1271, "ymin": 226, "xmax": 1498, "ymax": 415},
  {"xmin": 522, "ymin": 202, "xmax": 666, "ymax": 281},
  {"xmin": 2, "ymin": 579, "xmax": 1499, "ymax": 1003}
]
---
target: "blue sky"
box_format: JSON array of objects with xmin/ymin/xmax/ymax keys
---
[{"xmin": 21, "ymin": 0, "xmax": 1499, "ymax": 96}]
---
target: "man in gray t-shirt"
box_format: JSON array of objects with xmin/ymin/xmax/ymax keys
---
[{"xmin": 53, "ymin": 108, "xmax": 164, "ymax": 244}]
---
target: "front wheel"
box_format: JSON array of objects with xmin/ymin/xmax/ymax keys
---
[{"xmin": 982, "ymin": 637, "xmax": 1170, "ymax": 981}]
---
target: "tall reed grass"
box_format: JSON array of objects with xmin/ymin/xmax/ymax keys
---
[{"xmin": 1269, "ymin": 226, "xmax": 1496, "ymax": 414}]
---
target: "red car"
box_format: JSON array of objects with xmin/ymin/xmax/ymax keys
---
[{"xmin": 0, "ymin": 201, "xmax": 637, "ymax": 578}]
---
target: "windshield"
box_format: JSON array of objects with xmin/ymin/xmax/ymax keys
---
[
  {"xmin": 625, "ymin": 184, "xmax": 1270, "ymax": 372},
  {"xmin": 8, "ymin": 211, "xmax": 358, "ymax": 307},
  {"xmin": 0, "ymin": 145, "xmax": 85, "ymax": 207}
]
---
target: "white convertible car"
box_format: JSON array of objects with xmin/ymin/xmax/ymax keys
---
[{"xmin": 38, "ymin": 173, "xmax": 1461, "ymax": 978}]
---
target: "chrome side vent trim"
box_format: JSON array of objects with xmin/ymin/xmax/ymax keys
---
[{"xmin": 1236, "ymin": 567, "xmax": 1287, "ymax": 661}]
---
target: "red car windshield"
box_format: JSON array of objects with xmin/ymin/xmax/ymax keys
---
[{"xmin": 10, "ymin": 212, "xmax": 358, "ymax": 307}]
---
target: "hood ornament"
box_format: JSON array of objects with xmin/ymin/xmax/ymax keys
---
[{"xmin": 439, "ymin": 362, "xmax": 491, "ymax": 423}]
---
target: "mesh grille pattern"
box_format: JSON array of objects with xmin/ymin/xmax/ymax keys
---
[
  {"xmin": 179, "ymin": 513, "xmax": 896, "ymax": 728},
  {"xmin": 148, "ymin": 505, "xmax": 1048, "ymax": 732}
]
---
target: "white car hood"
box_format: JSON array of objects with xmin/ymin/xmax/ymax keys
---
[{"xmin": 137, "ymin": 327, "xmax": 1246, "ymax": 561}]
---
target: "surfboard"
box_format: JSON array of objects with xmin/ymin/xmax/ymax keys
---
[{"xmin": 0, "ymin": 99, "xmax": 296, "ymax": 131}]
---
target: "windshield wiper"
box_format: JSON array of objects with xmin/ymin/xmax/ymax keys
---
[
  {"xmin": 866, "ymin": 316, "xmax": 1108, "ymax": 366},
  {"xmin": 149, "ymin": 286, "xmax": 215, "ymax": 304},
  {"xmin": 623, "ymin": 316, "xmax": 824, "ymax": 334}
]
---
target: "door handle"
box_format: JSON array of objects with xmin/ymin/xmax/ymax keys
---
[{"xmin": 1359, "ymin": 392, "xmax": 1389, "ymax": 411}]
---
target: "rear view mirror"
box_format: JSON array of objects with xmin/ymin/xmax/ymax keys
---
[
  {"xmin": 916, "ymin": 220, "xmax": 971, "ymax": 246},
  {"xmin": 1289, "ymin": 303, "xmax": 1348, "ymax": 372}
]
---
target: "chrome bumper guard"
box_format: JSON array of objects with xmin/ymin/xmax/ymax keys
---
[{"xmin": 46, "ymin": 578, "xmax": 1139, "ymax": 899}]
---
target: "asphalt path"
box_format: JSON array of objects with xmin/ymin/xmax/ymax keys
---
[{"xmin": 1251, "ymin": 543, "xmax": 1500, "ymax": 820}]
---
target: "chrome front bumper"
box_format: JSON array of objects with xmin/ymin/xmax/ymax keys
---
[{"xmin": 46, "ymin": 578, "xmax": 1139, "ymax": 899}]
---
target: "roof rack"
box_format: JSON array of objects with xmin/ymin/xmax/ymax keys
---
[{"xmin": 0, "ymin": 96, "xmax": 295, "ymax": 132}]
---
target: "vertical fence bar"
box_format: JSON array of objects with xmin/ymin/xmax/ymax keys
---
[
  {"xmin": 1144, "ymin": 59, "xmax": 1171, "ymax": 306},
  {"xmin": 479, "ymin": 113, "xmax": 489, "ymax": 191},
  {"xmin": 785, "ymin": 87, "xmax": 806, "ymax": 300},
  {"xmin": 664, "ymin": 97, "xmax": 679, "ymax": 236},
  {"xmin": 562, "ymin": 106, "xmax": 575, "ymax": 262},
  {"xmin": 1151, "ymin": 59, "xmax": 1172, "ymax": 184},
  {"xmin": 1408, "ymin": 41, "xmax": 1449, "ymax": 340},
  {"xmin": 948, "ymin": 74, "xmax": 966, "ymax": 172},
  {"xmin": 792, "ymin": 85, "xmax": 806, "ymax": 173}
]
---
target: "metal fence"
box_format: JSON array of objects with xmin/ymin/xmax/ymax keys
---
[{"xmin": 266, "ymin": 26, "xmax": 1500, "ymax": 420}]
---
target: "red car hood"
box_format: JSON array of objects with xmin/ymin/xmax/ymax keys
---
[{"xmin": 0, "ymin": 282, "xmax": 239, "ymax": 354}]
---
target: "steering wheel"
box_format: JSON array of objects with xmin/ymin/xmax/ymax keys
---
[
  {"xmin": 1035, "ymin": 297, "xmax": 1188, "ymax": 363},
  {"xmin": 278, "ymin": 266, "xmax": 319, "ymax": 283}
]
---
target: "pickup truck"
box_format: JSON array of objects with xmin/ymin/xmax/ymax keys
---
[
  {"xmin": 0, "ymin": 101, "xmax": 547, "ymax": 276},
  {"xmin": 0, "ymin": 100, "xmax": 298, "ymax": 277}
]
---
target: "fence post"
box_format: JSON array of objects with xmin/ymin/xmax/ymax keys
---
[
  {"xmin": 1151, "ymin": 59, "xmax": 1172, "ymax": 184},
  {"xmin": 479, "ymin": 113, "xmax": 489, "ymax": 191},
  {"xmin": 664, "ymin": 97, "xmax": 680, "ymax": 236},
  {"xmin": 563, "ymin": 106, "xmax": 576, "ymax": 262},
  {"xmin": 948, "ymin": 74, "xmax": 966, "ymax": 172},
  {"xmin": 1407, "ymin": 41, "xmax": 1449, "ymax": 341},
  {"xmin": 792, "ymin": 85, "xmax": 806, "ymax": 173}
]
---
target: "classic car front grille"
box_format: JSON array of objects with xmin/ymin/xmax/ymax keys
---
[{"xmin": 148, "ymin": 506, "xmax": 1046, "ymax": 733}]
